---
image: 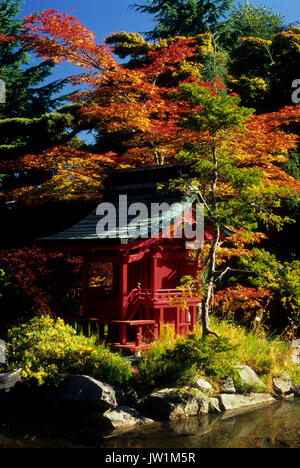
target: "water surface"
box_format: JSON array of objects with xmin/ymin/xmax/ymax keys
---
[{"xmin": 0, "ymin": 400, "xmax": 299, "ymax": 448}]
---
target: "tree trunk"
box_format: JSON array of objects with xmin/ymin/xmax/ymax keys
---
[
  {"xmin": 201, "ymin": 139, "xmax": 219, "ymax": 339},
  {"xmin": 201, "ymin": 224, "xmax": 220, "ymax": 339}
]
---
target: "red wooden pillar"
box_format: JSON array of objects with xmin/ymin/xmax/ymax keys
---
[
  {"xmin": 191, "ymin": 306, "xmax": 197, "ymax": 331},
  {"xmin": 154, "ymin": 308, "xmax": 159, "ymax": 340},
  {"xmin": 158, "ymin": 307, "xmax": 164, "ymax": 337},
  {"xmin": 176, "ymin": 306, "xmax": 180, "ymax": 336},
  {"xmin": 159, "ymin": 307, "xmax": 164, "ymax": 324},
  {"xmin": 150, "ymin": 256, "xmax": 158, "ymax": 290},
  {"xmin": 81, "ymin": 258, "xmax": 90, "ymax": 317},
  {"xmin": 120, "ymin": 256, "xmax": 128, "ymax": 345},
  {"xmin": 144, "ymin": 256, "xmax": 149, "ymax": 290},
  {"xmin": 185, "ymin": 308, "xmax": 189, "ymax": 335}
]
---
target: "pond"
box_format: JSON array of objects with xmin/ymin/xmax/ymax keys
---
[{"xmin": 0, "ymin": 400, "xmax": 299, "ymax": 449}]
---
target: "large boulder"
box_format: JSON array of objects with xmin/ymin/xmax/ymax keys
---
[
  {"xmin": 52, "ymin": 375, "xmax": 118, "ymax": 412},
  {"xmin": 148, "ymin": 387, "xmax": 210, "ymax": 420},
  {"xmin": 236, "ymin": 365, "xmax": 263, "ymax": 388},
  {"xmin": 273, "ymin": 376, "xmax": 293, "ymax": 395},
  {"xmin": 218, "ymin": 393, "xmax": 275, "ymax": 412},
  {"xmin": 103, "ymin": 406, "xmax": 154, "ymax": 430}
]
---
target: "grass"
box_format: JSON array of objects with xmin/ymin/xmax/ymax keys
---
[
  {"xmin": 138, "ymin": 318, "xmax": 300, "ymax": 395},
  {"xmin": 199, "ymin": 317, "xmax": 300, "ymax": 390}
]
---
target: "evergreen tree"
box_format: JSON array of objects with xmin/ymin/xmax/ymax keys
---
[
  {"xmin": 0, "ymin": 1, "xmax": 84, "ymax": 204},
  {"xmin": 0, "ymin": 0, "xmax": 70, "ymax": 119},
  {"xmin": 220, "ymin": 1, "xmax": 286, "ymax": 49},
  {"xmin": 131, "ymin": 0, "xmax": 235, "ymax": 41}
]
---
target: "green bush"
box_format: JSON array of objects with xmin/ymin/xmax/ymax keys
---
[
  {"xmin": 138, "ymin": 333, "xmax": 239, "ymax": 392},
  {"xmin": 3, "ymin": 315, "xmax": 133, "ymax": 388},
  {"xmin": 0, "ymin": 269, "xmax": 8, "ymax": 298}
]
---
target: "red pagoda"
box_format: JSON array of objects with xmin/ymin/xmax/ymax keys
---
[{"xmin": 40, "ymin": 165, "xmax": 204, "ymax": 351}]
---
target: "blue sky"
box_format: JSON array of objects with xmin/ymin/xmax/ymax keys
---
[
  {"xmin": 18, "ymin": 0, "xmax": 299, "ymax": 82},
  {"xmin": 19, "ymin": 0, "xmax": 299, "ymax": 40}
]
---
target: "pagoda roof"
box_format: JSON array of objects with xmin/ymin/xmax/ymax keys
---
[{"xmin": 39, "ymin": 164, "xmax": 195, "ymax": 245}]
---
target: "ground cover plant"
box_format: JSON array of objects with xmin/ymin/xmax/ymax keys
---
[
  {"xmin": 0, "ymin": 315, "xmax": 133, "ymax": 388},
  {"xmin": 137, "ymin": 319, "xmax": 300, "ymax": 394}
]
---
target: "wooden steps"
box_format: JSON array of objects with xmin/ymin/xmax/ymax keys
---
[{"xmin": 109, "ymin": 342, "xmax": 152, "ymax": 351}]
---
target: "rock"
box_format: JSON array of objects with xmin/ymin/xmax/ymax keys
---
[
  {"xmin": 0, "ymin": 369, "xmax": 22, "ymax": 392},
  {"xmin": 236, "ymin": 365, "xmax": 263, "ymax": 388},
  {"xmin": 291, "ymin": 385, "xmax": 300, "ymax": 397},
  {"xmin": 125, "ymin": 389, "xmax": 139, "ymax": 408},
  {"xmin": 148, "ymin": 387, "xmax": 210, "ymax": 420},
  {"xmin": 0, "ymin": 340, "xmax": 5, "ymax": 364},
  {"xmin": 291, "ymin": 340, "xmax": 300, "ymax": 365},
  {"xmin": 273, "ymin": 376, "xmax": 293, "ymax": 395},
  {"xmin": 283, "ymin": 393, "xmax": 294, "ymax": 400},
  {"xmin": 220, "ymin": 377, "xmax": 236, "ymax": 394},
  {"xmin": 194, "ymin": 377, "xmax": 213, "ymax": 394},
  {"xmin": 209, "ymin": 398, "xmax": 221, "ymax": 414},
  {"xmin": 218, "ymin": 393, "xmax": 275, "ymax": 412},
  {"xmin": 52, "ymin": 375, "xmax": 117, "ymax": 412},
  {"xmin": 103, "ymin": 406, "xmax": 154, "ymax": 430},
  {"xmin": 113, "ymin": 386, "xmax": 127, "ymax": 406}
]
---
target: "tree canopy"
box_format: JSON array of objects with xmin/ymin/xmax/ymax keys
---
[
  {"xmin": 0, "ymin": 5, "xmax": 299, "ymax": 337},
  {"xmin": 131, "ymin": 0, "xmax": 235, "ymax": 40}
]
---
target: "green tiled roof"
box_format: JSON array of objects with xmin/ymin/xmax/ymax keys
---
[{"xmin": 39, "ymin": 164, "xmax": 194, "ymax": 244}]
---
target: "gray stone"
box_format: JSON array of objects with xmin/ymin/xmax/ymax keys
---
[
  {"xmin": 0, "ymin": 340, "xmax": 5, "ymax": 364},
  {"xmin": 291, "ymin": 340, "xmax": 300, "ymax": 365},
  {"xmin": 291, "ymin": 385, "xmax": 300, "ymax": 397},
  {"xmin": 113, "ymin": 386, "xmax": 127, "ymax": 406},
  {"xmin": 220, "ymin": 377, "xmax": 236, "ymax": 394},
  {"xmin": 0, "ymin": 368, "xmax": 22, "ymax": 392},
  {"xmin": 273, "ymin": 376, "xmax": 293, "ymax": 395},
  {"xmin": 209, "ymin": 397, "xmax": 221, "ymax": 414},
  {"xmin": 148, "ymin": 387, "xmax": 210, "ymax": 420},
  {"xmin": 103, "ymin": 406, "xmax": 154, "ymax": 430},
  {"xmin": 53, "ymin": 375, "xmax": 117, "ymax": 411},
  {"xmin": 125, "ymin": 389, "xmax": 139, "ymax": 408},
  {"xmin": 236, "ymin": 365, "xmax": 263, "ymax": 387},
  {"xmin": 218, "ymin": 393, "xmax": 275, "ymax": 412},
  {"xmin": 103, "ymin": 406, "xmax": 154, "ymax": 429},
  {"xmin": 194, "ymin": 377, "xmax": 213, "ymax": 394},
  {"xmin": 283, "ymin": 393, "xmax": 294, "ymax": 400}
]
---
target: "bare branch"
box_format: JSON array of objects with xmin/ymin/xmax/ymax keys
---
[{"xmin": 213, "ymin": 267, "xmax": 254, "ymax": 283}]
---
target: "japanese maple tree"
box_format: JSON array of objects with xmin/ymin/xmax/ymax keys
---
[{"xmin": 171, "ymin": 83, "xmax": 300, "ymax": 338}]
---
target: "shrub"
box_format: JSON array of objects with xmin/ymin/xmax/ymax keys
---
[
  {"xmin": 210, "ymin": 316, "xmax": 300, "ymax": 388},
  {"xmin": 138, "ymin": 318, "xmax": 300, "ymax": 394},
  {"xmin": 138, "ymin": 330, "xmax": 239, "ymax": 392},
  {"xmin": 0, "ymin": 247, "xmax": 82, "ymax": 325},
  {"xmin": 3, "ymin": 315, "xmax": 133, "ymax": 388},
  {"xmin": 0, "ymin": 268, "xmax": 8, "ymax": 298}
]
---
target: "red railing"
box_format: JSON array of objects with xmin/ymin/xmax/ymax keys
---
[{"xmin": 127, "ymin": 288, "xmax": 201, "ymax": 306}]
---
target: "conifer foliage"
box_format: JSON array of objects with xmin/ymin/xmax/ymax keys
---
[{"xmin": 131, "ymin": 0, "xmax": 235, "ymax": 40}]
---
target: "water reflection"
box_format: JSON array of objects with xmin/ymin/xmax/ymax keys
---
[
  {"xmin": 0, "ymin": 400, "xmax": 299, "ymax": 448},
  {"xmin": 102, "ymin": 400, "xmax": 300, "ymax": 449}
]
